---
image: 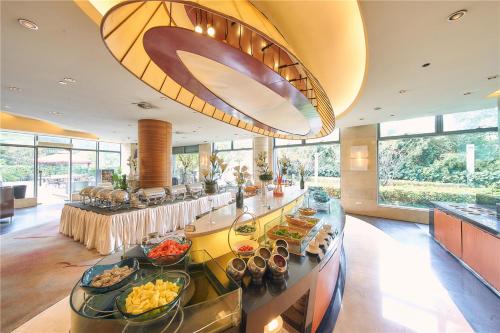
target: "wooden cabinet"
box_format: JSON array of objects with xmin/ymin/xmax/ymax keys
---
[
  {"xmin": 434, "ymin": 209, "xmax": 462, "ymax": 258},
  {"xmin": 462, "ymin": 222, "xmax": 500, "ymax": 291}
]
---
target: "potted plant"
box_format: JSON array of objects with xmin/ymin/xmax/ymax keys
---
[
  {"xmin": 201, "ymin": 153, "xmax": 227, "ymax": 194},
  {"xmin": 112, "ymin": 169, "xmax": 128, "ymax": 190},
  {"xmin": 233, "ymin": 165, "xmax": 251, "ymax": 208},
  {"xmin": 274, "ymin": 155, "xmax": 291, "ymax": 197},
  {"xmin": 298, "ymin": 162, "xmax": 306, "ymax": 190},
  {"xmin": 255, "ymin": 152, "xmax": 273, "ymax": 204}
]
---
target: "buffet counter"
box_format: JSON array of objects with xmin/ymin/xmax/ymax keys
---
[
  {"xmin": 68, "ymin": 187, "xmax": 346, "ymax": 333},
  {"xmin": 432, "ymin": 202, "xmax": 500, "ymax": 295},
  {"xmin": 59, "ymin": 192, "xmax": 232, "ymax": 255}
]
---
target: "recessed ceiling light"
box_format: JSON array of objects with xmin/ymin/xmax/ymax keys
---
[
  {"xmin": 48, "ymin": 111, "xmax": 64, "ymax": 116},
  {"xmin": 203, "ymin": 140, "xmax": 208, "ymax": 143},
  {"xmin": 448, "ymin": 9, "xmax": 467, "ymax": 21},
  {"xmin": 133, "ymin": 101, "xmax": 154, "ymax": 109},
  {"xmin": 160, "ymin": 96, "xmax": 168, "ymax": 100},
  {"xmin": 374, "ymin": 107, "xmax": 382, "ymax": 111},
  {"xmin": 207, "ymin": 26, "xmax": 215, "ymax": 37},
  {"xmin": 63, "ymin": 77, "xmax": 76, "ymax": 83},
  {"xmin": 463, "ymin": 91, "xmax": 472, "ymax": 95},
  {"xmin": 8, "ymin": 86, "xmax": 21, "ymax": 92},
  {"xmin": 194, "ymin": 25, "xmax": 203, "ymax": 34},
  {"xmin": 182, "ymin": 136, "xmax": 187, "ymax": 139},
  {"xmin": 390, "ymin": 114, "xmax": 395, "ymax": 117},
  {"xmin": 18, "ymin": 18, "xmax": 38, "ymax": 30},
  {"xmin": 4, "ymin": 105, "xmax": 11, "ymax": 109},
  {"xmin": 359, "ymin": 118, "xmax": 364, "ymax": 121},
  {"xmin": 487, "ymin": 74, "xmax": 498, "ymax": 80},
  {"xmin": 422, "ymin": 63, "xmax": 431, "ymax": 68},
  {"xmin": 58, "ymin": 80, "xmax": 67, "ymax": 85},
  {"xmin": 398, "ymin": 89, "xmax": 408, "ymax": 94}
]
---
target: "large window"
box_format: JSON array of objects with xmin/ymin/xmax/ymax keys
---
[
  {"xmin": 214, "ymin": 139, "xmax": 253, "ymax": 184},
  {"xmin": 0, "ymin": 131, "xmax": 121, "ymax": 202},
  {"xmin": 274, "ymin": 129, "xmax": 341, "ymax": 198},
  {"xmin": 378, "ymin": 109, "xmax": 499, "ymax": 208},
  {"xmin": 0, "ymin": 146, "xmax": 35, "ymax": 196},
  {"xmin": 173, "ymin": 153, "xmax": 199, "ymax": 184}
]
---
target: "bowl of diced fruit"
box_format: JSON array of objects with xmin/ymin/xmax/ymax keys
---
[
  {"xmin": 233, "ymin": 239, "xmax": 259, "ymax": 257},
  {"xmin": 116, "ymin": 272, "xmax": 185, "ymax": 321},
  {"xmin": 143, "ymin": 237, "xmax": 192, "ymax": 266}
]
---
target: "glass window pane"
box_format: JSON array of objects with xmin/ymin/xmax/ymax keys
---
[
  {"xmin": 173, "ymin": 153, "xmax": 199, "ymax": 184},
  {"xmin": 214, "ymin": 141, "xmax": 231, "ymax": 151},
  {"xmin": 37, "ymin": 135, "xmax": 71, "ymax": 145},
  {"xmin": 378, "ymin": 131, "xmax": 500, "ymax": 208},
  {"xmin": 37, "ymin": 148, "xmax": 70, "ymax": 203},
  {"xmin": 380, "ymin": 116, "xmax": 435, "ymax": 137},
  {"xmin": 98, "ymin": 152, "xmax": 121, "ymax": 183},
  {"xmin": 72, "ymin": 139, "xmax": 96, "ymax": 150},
  {"xmin": 443, "ymin": 108, "xmax": 498, "ymax": 132},
  {"xmin": 305, "ymin": 128, "xmax": 340, "ymax": 144},
  {"xmin": 99, "ymin": 142, "xmax": 121, "ymax": 151},
  {"xmin": 275, "ymin": 138, "xmax": 301, "ymax": 146},
  {"xmin": 274, "ymin": 144, "xmax": 341, "ymax": 198},
  {"xmin": 0, "ymin": 131, "xmax": 34, "ymax": 145},
  {"xmin": 72, "ymin": 150, "xmax": 96, "ymax": 192},
  {"xmin": 0, "ymin": 146, "xmax": 35, "ymax": 196},
  {"xmin": 233, "ymin": 139, "xmax": 253, "ymax": 149},
  {"xmin": 217, "ymin": 150, "xmax": 253, "ymax": 184}
]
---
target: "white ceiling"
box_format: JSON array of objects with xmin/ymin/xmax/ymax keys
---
[
  {"xmin": 338, "ymin": 0, "xmax": 499, "ymax": 127},
  {"xmin": 1, "ymin": 1, "xmax": 499, "ymax": 146},
  {"xmin": 0, "ymin": 0, "xmax": 257, "ymax": 146}
]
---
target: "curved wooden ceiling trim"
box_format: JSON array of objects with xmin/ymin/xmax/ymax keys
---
[{"xmin": 97, "ymin": 0, "xmax": 336, "ymax": 139}]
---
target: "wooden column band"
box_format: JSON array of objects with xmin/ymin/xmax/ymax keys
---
[{"xmin": 138, "ymin": 119, "xmax": 172, "ymax": 188}]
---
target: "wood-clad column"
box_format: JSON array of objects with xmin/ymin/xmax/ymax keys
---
[
  {"xmin": 252, "ymin": 137, "xmax": 273, "ymax": 185},
  {"xmin": 138, "ymin": 119, "xmax": 172, "ymax": 188}
]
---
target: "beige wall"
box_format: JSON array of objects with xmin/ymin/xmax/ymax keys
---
[{"xmin": 340, "ymin": 124, "xmax": 429, "ymax": 224}]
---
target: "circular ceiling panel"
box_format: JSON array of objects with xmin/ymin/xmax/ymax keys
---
[{"xmin": 100, "ymin": 0, "xmax": 335, "ymax": 139}]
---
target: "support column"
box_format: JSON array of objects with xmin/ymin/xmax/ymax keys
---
[
  {"xmin": 198, "ymin": 143, "xmax": 212, "ymax": 177},
  {"xmin": 138, "ymin": 119, "xmax": 172, "ymax": 188},
  {"xmin": 253, "ymin": 137, "xmax": 273, "ymax": 185}
]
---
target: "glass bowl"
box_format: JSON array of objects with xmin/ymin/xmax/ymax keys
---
[
  {"xmin": 142, "ymin": 236, "xmax": 192, "ymax": 266},
  {"xmin": 80, "ymin": 257, "xmax": 139, "ymax": 295}
]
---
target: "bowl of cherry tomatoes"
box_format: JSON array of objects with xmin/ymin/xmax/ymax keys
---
[
  {"xmin": 233, "ymin": 240, "xmax": 259, "ymax": 257},
  {"xmin": 142, "ymin": 237, "xmax": 192, "ymax": 266}
]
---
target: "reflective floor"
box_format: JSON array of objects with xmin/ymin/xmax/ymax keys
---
[{"xmin": 334, "ymin": 215, "xmax": 499, "ymax": 333}]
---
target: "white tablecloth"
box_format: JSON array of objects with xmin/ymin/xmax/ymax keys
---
[{"xmin": 59, "ymin": 193, "xmax": 232, "ymax": 255}]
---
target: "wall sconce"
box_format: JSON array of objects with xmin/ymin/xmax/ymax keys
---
[{"xmin": 350, "ymin": 145, "xmax": 368, "ymax": 171}]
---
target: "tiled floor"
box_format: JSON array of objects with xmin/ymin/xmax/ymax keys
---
[{"xmin": 335, "ymin": 215, "xmax": 499, "ymax": 333}]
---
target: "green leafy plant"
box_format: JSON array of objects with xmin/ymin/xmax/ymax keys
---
[
  {"xmin": 201, "ymin": 153, "xmax": 227, "ymax": 185},
  {"xmin": 255, "ymin": 152, "xmax": 273, "ymax": 181}
]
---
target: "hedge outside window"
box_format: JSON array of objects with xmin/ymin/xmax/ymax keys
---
[
  {"xmin": 378, "ymin": 109, "xmax": 499, "ymax": 208},
  {"xmin": 0, "ymin": 145, "xmax": 35, "ymax": 196}
]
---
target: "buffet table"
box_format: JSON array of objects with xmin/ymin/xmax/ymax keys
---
[
  {"xmin": 59, "ymin": 192, "xmax": 232, "ymax": 255},
  {"xmin": 69, "ymin": 186, "xmax": 347, "ymax": 333}
]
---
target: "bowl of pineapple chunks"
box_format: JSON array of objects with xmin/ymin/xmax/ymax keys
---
[{"xmin": 116, "ymin": 272, "xmax": 185, "ymax": 320}]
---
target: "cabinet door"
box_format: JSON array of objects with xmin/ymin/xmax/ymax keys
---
[
  {"xmin": 462, "ymin": 222, "xmax": 500, "ymax": 291},
  {"xmin": 434, "ymin": 209, "xmax": 445, "ymax": 243},
  {"xmin": 443, "ymin": 213, "xmax": 462, "ymax": 258}
]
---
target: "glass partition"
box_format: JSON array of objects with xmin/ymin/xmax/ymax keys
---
[
  {"xmin": 71, "ymin": 150, "xmax": 97, "ymax": 192},
  {"xmin": 37, "ymin": 147, "xmax": 70, "ymax": 204},
  {"xmin": 0, "ymin": 146, "xmax": 35, "ymax": 196}
]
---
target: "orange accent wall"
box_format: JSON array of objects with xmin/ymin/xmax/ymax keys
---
[{"xmin": 138, "ymin": 119, "xmax": 172, "ymax": 188}]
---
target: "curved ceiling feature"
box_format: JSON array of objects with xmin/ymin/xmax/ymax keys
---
[
  {"xmin": 177, "ymin": 51, "xmax": 311, "ymax": 135},
  {"xmin": 99, "ymin": 0, "xmax": 335, "ymax": 139}
]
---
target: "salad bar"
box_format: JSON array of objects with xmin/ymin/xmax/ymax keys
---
[{"xmin": 69, "ymin": 186, "xmax": 346, "ymax": 333}]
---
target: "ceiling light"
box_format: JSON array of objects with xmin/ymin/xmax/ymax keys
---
[
  {"xmin": 390, "ymin": 114, "xmax": 395, "ymax": 117},
  {"xmin": 359, "ymin": 118, "xmax": 364, "ymax": 121},
  {"xmin": 48, "ymin": 111, "xmax": 64, "ymax": 116},
  {"xmin": 160, "ymin": 96, "xmax": 168, "ymax": 100},
  {"xmin": 58, "ymin": 80, "xmax": 67, "ymax": 85},
  {"xmin": 63, "ymin": 77, "xmax": 76, "ymax": 83},
  {"xmin": 487, "ymin": 74, "xmax": 498, "ymax": 80},
  {"xmin": 18, "ymin": 18, "xmax": 38, "ymax": 30},
  {"xmin": 133, "ymin": 101, "xmax": 154, "ymax": 109},
  {"xmin": 448, "ymin": 9, "xmax": 467, "ymax": 21},
  {"xmin": 4, "ymin": 105, "xmax": 11, "ymax": 109},
  {"xmin": 398, "ymin": 89, "xmax": 408, "ymax": 94},
  {"xmin": 8, "ymin": 86, "xmax": 21, "ymax": 92},
  {"xmin": 207, "ymin": 26, "xmax": 215, "ymax": 37},
  {"xmin": 374, "ymin": 107, "xmax": 382, "ymax": 111},
  {"xmin": 194, "ymin": 25, "xmax": 203, "ymax": 34},
  {"xmin": 422, "ymin": 63, "xmax": 431, "ymax": 68},
  {"xmin": 463, "ymin": 91, "xmax": 472, "ymax": 95}
]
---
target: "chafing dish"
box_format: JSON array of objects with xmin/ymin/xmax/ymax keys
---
[
  {"xmin": 79, "ymin": 186, "xmax": 95, "ymax": 204},
  {"xmin": 110, "ymin": 189, "xmax": 129, "ymax": 208},
  {"xmin": 165, "ymin": 184, "xmax": 187, "ymax": 202},
  {"xmin": 186, "ymin": 182, "xmax": 204, "ymax": 199},
  {"xmin": 95, "ymin": 188, "xmax": 113, "ymax": 207},
  {"xmin": 137, "ymin": 187, "xmax": 166, "ymax": 205}
]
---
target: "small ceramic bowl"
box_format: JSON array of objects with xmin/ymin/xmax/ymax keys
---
[
  {"xmin": 272, "ymin": 246, "xmax": 289, "ymax": 261},
  {"xmin": 272, "ymin": 239, "xmax": 288, "ymax": 250},
  {"xmin": 226, "ymin": 257, "xmax": 246, "ymax": 282},
  {"xmin": 268, "ymin": 254, "xmax": 288, "ymax": 281}
]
